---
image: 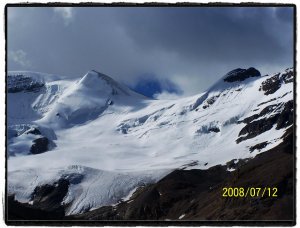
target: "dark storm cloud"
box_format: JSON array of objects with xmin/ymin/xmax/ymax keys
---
[
  {"xmin": 7, "ymin": 6, "xmax": 293, "ymax": 95},
  {"xmin": 114, "ymin": 7, "xmax": 292, "ymax": 66},
  {"xmin": 275, "ymin": 7, "xmax": 294, "ymax": 22}
]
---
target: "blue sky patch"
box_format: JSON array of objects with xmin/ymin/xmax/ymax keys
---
[{"xmin": 131, "ymin": 75, "xmax": 182, "ymax": 98}]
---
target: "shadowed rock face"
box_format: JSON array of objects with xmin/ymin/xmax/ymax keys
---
[
  {"xmin": 261, "ymin": 74, "xmax": 281, "ymax": 95},
  {"xmin": 282, "ymin": 71, "xmax": 293, "ymax": 84},
  {"xmin": 25, "ymin": 127, "xmax": 41, "ymax": 135},
  {"xmin": 30, "ymin": 137, "xmax": 49, "ymax": 154},
  {"xmin": 260, "ymin": 68, "xmax": 294, "ymax": 95},
  {"xmin": 7, "ymin": 179, "xmax": 70, "ymax": 220},
  {"xmin": 208, "ymin": 127, "xmax": 220, "ymax": 133},
  {"xmin": 249, "ymin": 141, "xmax": 269, "ymax": 153},
  {"xmin": 223, "ymin": 68, "xmax": 261, "ymax": 82},
  {"xmin": 236, "ymin": 100, "xmax": 293, "ymax": 144},
  {"xmin": 7, "ymin": 75, "xmax": 45, "ymax": 93},
  {"xmin": 7, "ymin": 196, "xmax": 66, "ymax": 220},
  {"xmin": 31, "ymin": 179, "xmax": 69, "ymax": 210}
]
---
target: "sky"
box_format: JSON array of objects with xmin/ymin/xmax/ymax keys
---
[{"xmin": 7, "ymin": 6, "xmax": 294, "ymax": 97}]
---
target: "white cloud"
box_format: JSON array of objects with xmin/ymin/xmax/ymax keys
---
[
  {"xmin": 153, "ymin": 91, "xmax": 183, "ymax": 100},
  {"xmin": 8, "ymin": 49, "xmax": 31, "ymax": 67},
  {"xmin": 53, "ymin": 7, "xmax": 74, "ymax": 26}
]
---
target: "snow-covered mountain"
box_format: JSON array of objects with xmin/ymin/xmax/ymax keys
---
[{"xmin": 7, "ymin": 67, "xmax": 294, "ymax": 215}]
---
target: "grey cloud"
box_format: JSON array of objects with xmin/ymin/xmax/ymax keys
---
[
  {"xmin": 7, "ymin": 6, "xmax": 294, "ymax": 95},
  {"xmin": 275, "ymin": 7, "xmax": 294, "ymax": 23},
  {"xmin": 115, "ymin": 7, "xmax": 292, "ymax": 65},
  {"xmin": 8, "ymin": 49, "xmax": 31, "ymax": 67}
]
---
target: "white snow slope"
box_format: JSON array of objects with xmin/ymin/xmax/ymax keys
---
[{"xmin": 7, "ymin": 68, "xmax": 294, "ymax": 215}]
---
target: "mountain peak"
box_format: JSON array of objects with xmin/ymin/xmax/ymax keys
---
[
  {"xmin": 223, "ymin": 67, "xmax": 261, "ymax": 82},
  {"xmin": 87, "ymin": 70, "xmax": 111, "ymax": 80},
  {"xmin": 80, "ymin": 70, "xmax": 112, "ymax": 85},
  {"xmin": 78, "ymin": 70, "xmax": 127, "ymax": 96},
  {"xmin": 79, "ymin": 70, "xmax": 148, "ymax": 99}
]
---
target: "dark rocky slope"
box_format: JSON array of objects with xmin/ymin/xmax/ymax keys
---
[
  {"xmin": 7, "ymin": 74, "xmax": 45, "ymax": 93},
  {"xmin": 236, "ymin": 100, "xmax": 293, "ymax": 143},
  {"xmin": 7, "ymin": 179, "xmax": 69, "ymax": 220}
]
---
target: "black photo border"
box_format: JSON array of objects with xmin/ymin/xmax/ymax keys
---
[{"xmin": 4, "ymin": 2, "xmax": 297, "ymax": 226}]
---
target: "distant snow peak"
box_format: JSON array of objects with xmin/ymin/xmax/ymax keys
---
[
  {"xmin": 86, "ymin": 69, "xmax": 109, "ymax": 79},
  {"xmin": 79, "ymin": 70, "xmax": 109, "ymax": 87},
  {"xmin": 79, "ymin": 70, "xmax": 131, "ymax": 96}
]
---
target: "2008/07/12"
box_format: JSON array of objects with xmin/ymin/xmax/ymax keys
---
[{"xmin": 222, "ymin": 187, "xmax": 278, "ymax": 197}]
